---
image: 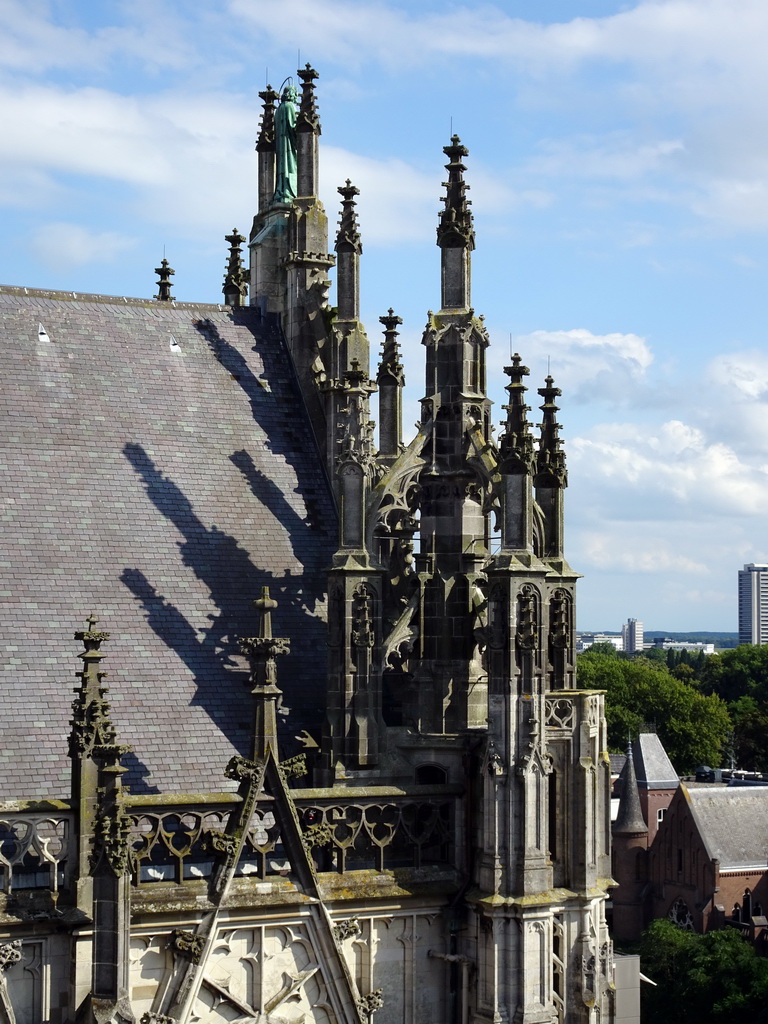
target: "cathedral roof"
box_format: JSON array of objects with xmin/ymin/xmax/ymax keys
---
[{"xmin": 0, "ymin": 287, "xmax": 336, "ymax": 799}]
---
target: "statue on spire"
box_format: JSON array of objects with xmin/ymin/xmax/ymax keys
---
[{"xmin": 274, "ymin": 81, "xmax": 298, "ymax": 203}]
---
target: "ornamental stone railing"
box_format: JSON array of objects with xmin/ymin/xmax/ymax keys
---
[
  {"xmin": 126, "ymin": 787, "xmax": 458, "ymax": 884},
  {"xmin": 0, "ymin": 813, "xmax": 72, "ymax": 894},
  {"xmin": 0, "ymin": 787, "xmax": 459, "ymax": 894}
]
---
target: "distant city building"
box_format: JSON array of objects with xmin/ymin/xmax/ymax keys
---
[
  {"xmin": 739, "ymin": 563, "xmax": 768, "ymax": 645},
  {"xmin": 576, "ymin": 633, "xmax": 623, "ymax": 653},
  {"xmin": 648, "ymin": 639, "xmax": 715, "ymax": 655},
  {"xmin": 621, "ymin": 618, "xmax": 644, "ymax": 654}
]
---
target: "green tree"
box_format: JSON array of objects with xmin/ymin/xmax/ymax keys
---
[
  {"xmin": 638, "ymin": 919, "xmax": 768, "ymax": 1024},
  {"xmin": 577, "ymin": 650, "xmax": 731, "ymax": 773},
  {"xmin": 699, "ymin": 645, "xmax": 768, "ymax": 769},
  {"xmin": 700, "ymin": 644, "xmax": 768, "ymax": 704}
]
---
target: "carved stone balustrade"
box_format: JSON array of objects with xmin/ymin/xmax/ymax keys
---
[{"xmin": 0, "ymin": 811, "xmax": 72, "ymax": 895}]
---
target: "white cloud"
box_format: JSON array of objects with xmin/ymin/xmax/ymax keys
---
[
  {"xmin": 713, "ymin": 351, "xmax": 768, "ymax": 401},
  {"xmin": 320, "ymin": 147, "xmax": 435, "ymax": 245},
  {"xmin": 0, "ymin": 0, "xmax": 198, "ymax": 76},
  {"xmin": 491, "ymin": 328, "xmax": 654, "ymax": 406},
  {"xmin": 0, "ymin": 85, "xmax": 177, "ymax": 186},
  {"xmin": 571, "ymin": 418, "xmax": 768, "ymax": 518},
  {"xmin": 578, "ymin": 530, "xmax": 708, "ymax": 575},
  {"xmin": 30, "ymin": 222, "xmax": 133, "ymax": 271},
  {"xmin": 228, "ymin": 0, "xmax": 768, "ymax": 86},
  {"xmin": 529, "ymin": 136, "xmax": 685, "ymax": 182}
]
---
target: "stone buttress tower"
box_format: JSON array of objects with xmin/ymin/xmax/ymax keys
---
[{"xmin": 247, "ymin": 80, "xmax": 617, "ymax": 1022}]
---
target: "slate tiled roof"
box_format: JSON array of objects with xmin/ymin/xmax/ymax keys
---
[
  {"xmin": 687, "ymin": 786, "xmax": 768, "ymax": 870},
  {"xmin": 633, "ymin": 733, "xmax": 679, "ymax": 790},
  {"xmin": 0, "ymin": 288, "xmax": 337, "ymax": 799}
]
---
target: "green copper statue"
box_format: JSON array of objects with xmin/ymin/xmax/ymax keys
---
[{"xmin": 274, "ymin": 82, "xmax": 298, "ymax": 203}]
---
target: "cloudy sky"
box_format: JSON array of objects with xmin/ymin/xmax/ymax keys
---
[{"xmin": 3, "ymin": 0, "xmax": 767, "ymax": 632}]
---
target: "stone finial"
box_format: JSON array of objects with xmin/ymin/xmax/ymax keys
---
[
  {"xmin": 536, "ymin": 375, "xmax": 567, "ymax": 487},
  {"xmin": 437, "ymin": 135, "xmax": 475, "ymax": 250},
  {"xmin": 343, "ymin": 357, "xmax": 368, "ymax": 389},
  {"xmin": 154, "ymin": 258, "xmax": 175, "ymax": 302},
  {"xmin": 377, "ymin": 309, "xmax": 404, "ymax": 386},
  {"xmin": 222, "ymin": 229, "xmax": 248, "ymax": 307},
  {"xmin": 335, "ymin": 180, "xmax": 362, "ymax": 255},
  {"xmin": 91, "ymin": 745, "xmax": 133, "ymax": 876},
  {"xmin": 255, "ymin": 586, "xmax": 278, "ymax": 639},
  {"xmin": 297, "ymin": 63, "xmax": 321, "ymax": 134},
  {"xmin": 499, "ymin": 354, "xmax": 534, "ymax": 473},
  {"xmin": 256, "ymin": 85, "xmax": 279, "ymax": 152},
  {"xmin": 238, "ymin": 588, "xmax": 290, "ymax": 758},
  {"xmin": 69, "ymin": 614, "xmax": 118, "ymax": 758},
  {"xmin": 239, "ymin": 587, "xmax": 290, "ymax": 684}
]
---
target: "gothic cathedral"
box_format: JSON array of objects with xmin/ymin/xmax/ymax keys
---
[{"xmin": 0, "ymin": 67, "xmax": 615, "ymax": 1024}]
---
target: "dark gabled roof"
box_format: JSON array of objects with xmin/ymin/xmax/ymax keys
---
[
  {"xmin": 633, "ymin": 733, "xmax": 679, "ymax": 790},
  {"xmin": 0, "ymin": 288, "xmax": 336, "ymax": 799},
  {"xmin": 686, "ymin": 786, "xmax": 768, "ymax": 870}
]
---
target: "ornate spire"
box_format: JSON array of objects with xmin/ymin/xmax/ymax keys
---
[
  {"xmin": 335, "ymin": 181, "xmax": 363, "ymax": 321},
  {"xmin": 297, "ymin": 63, "xmax": 321, "ymax": 134},
  {"xmin": 437, "ymin": 135, "xmax": 475, "ymax": 250},
  {"xmin": 222, "ymin": 228, "xmax": 248, "ymax": 306},
  {"xmin": 69, "ymin": 614, "xmax": 118, "ymax": 759},
  {"xmin": 499, "ymin": 354, "xmax": 534, "ymax": 473},
  {"xmin": 377, "ymin": 309, "xmax": 404, "ymax": 386},
  {"xmin": 238, "ymin": 588, "xmax": 290, "ymax": 758},
  {"xmin": 91, "ymin": 741, "xmax": 133, "ymax": 876},
  {"xmin": 154, "ymin": 258, "xmax": 175, "ymax": 302},
  {"xmin": 536, "ymin": 375, "xmax": 567, "ymax": 487},
  {"xmin": 613, "ymin": 744, "xmax": 647, "ymax": 835},
  {"xmin": 256, "ymin": 85, "xmax": 279, "ymax": 152},
  {"xmin": 337, "ymin": 359, "xmax": 377, "ymax": 478},
  {"xmin": 335, "ymin": 180, "xmax": 362, "ymax": 255}
]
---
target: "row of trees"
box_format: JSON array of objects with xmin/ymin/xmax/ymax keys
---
[
  {"xmin": 637, "ymin": 920, "xmax": 768, "ymax": 1023},
  {"xmin": 577, "ymin": 645, "xmax": 730, "ymax": 773},
  {"xmin": 577, "ymin": 642, "xmax": 768, "ymax": 773}
]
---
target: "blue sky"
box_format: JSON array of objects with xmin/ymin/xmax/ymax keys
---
[{"xmin": 3, "ymin": 0, "xmax": 768, "ymax": 632}]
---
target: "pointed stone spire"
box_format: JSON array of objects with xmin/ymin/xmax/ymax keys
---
[
  {"xmin": 335, "ymin": 180, "xmax": 362, "ymax": 254},
  {"xmin": 496, "ymin": 355, "xmax": 536, "ymax": 553},
  {"xmin": 613, "ymin": 744, "xmax": 647, "ymax": 835},
  {"xmin": 223, "ymin": 229, "xmax": 248, "ymax": 307},
  {"xmin": 297, "ymin": 63, "xmax": 321, "ymax": 134},
  {"xmin": 377, "ymin": 309, "xmax": 405, "ymax": 459},
  {"xmin": 256, "ymin": 84, "xmax": 279, "ymax": 211},
  {"xmin": 69, "ymin": 614, "xmax": 117, "ymax": 759},
  {"xmin": 499, "ymin": 354, "xmax": 535, "ymax": 474},
  {"xmin": 335, "ymin": 181, "xmax": 362, "ymax": 320},
  {"xmin": 535, "ymin": 375, "xmax": 567, "ymax": 559},
  {"xmin": 66, "ymin": 617, "xmax": 135, "ymax": 1021},
  {"xmin": 238, "ymin": 588, "xmax": 290, "ymax": 759},
  {"xmin": 154, "ymin": 258, "xmax": 174, "ymax": 302},
  {"xmin": 437, "ymin": 135, "xmax": 475, "ymax": 249},
  {"xmin": 256, "ymin": 85, "xmax": 279, "ymax": 152},
  {"xmin": 437, "ymin": 135, "xmax": 474, "ymax": 310},
  {"xmin": 296, "ymin": 63, "xmax": 320, "ymax": 197},
  {"xmin": 536, "ymin": 375, "xmax": 567, "ymax": 487}
]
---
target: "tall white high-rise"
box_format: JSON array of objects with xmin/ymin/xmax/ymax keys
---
[
  {"xmin": 738, "ymin": 563, "xmax": 768, "ymax": 645},
  {"xmin": 622, "ymin": 617, "xmax": 644, "ymax": 653}
]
